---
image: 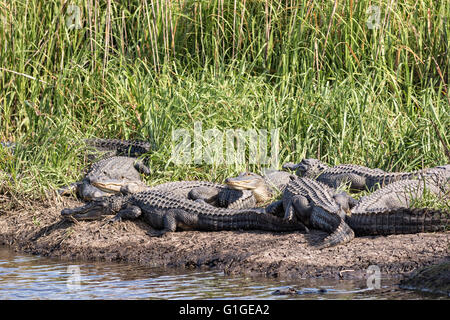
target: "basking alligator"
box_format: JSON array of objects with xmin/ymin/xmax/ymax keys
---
[
  {"xmin": 279, "ymin": 176, "xmax": 357, "ymax": 248},
  {"xmin": 224, "ymin": 170, "xmax": 292, "ymax": 204},
  {"xmin": 152, "ymin": 169, "xmax": 292, "ymax": 210},
  {"xmin": 58, "ymin": 139, "xmax": 153, "ymax": 200},
  {"xmin": 150, "ymin": 180, "xmax": 256, "ymax": 209},
  {"xmin": 283, "ymin": 158, "xmax": 450, "ymax": 191},
  {"xmin": 60, "ymin": 190, "xmax": 307, "ymax": 236},
  {"xmin": 84, "ymin": 138, "xmax": 152, "ymax": 159},
  {"xmin": 347, "ymin": 177, "xmax": 449, "ymax": 235},
  {"xmin": 223, "ymin": 172, "xmax": 357, "ymax": 248},
  {"xmin": 223, "ymin": 172, "xmax": 449, "ymax": 248},
  {"xmin": 58, "ymin": 156, "xmax": 151, "ymax": 200},
  {"xmin": 351, "ymin": 176, "xmax": 449, "ymax": 214}
]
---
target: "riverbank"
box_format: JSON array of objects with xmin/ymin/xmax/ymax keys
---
[{"xmin": 0, "ymin": 197, "xmax": 448, "ymax": 280}]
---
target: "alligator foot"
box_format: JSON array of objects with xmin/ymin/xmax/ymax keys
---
[
  {"xmin": 146, "ymin": 229, "xmax": 169, "ymax": 237},
  {"xmin": 108, "ymin": 216, "xmax": 122, "ymax": 224}
]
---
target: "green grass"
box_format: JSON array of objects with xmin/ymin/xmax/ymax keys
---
[{"xmin": 0, "ymin": 0, "xmax": 449, "ymax": 201}]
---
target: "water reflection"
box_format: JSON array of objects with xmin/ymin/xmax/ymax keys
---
[{"xmin": 0, "ymin": 246, "xmax": 441, "ymax": 300}]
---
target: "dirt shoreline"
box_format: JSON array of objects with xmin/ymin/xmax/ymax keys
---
[{"xmin": 0, "ymin": 197, "xmax": 448, "ymax": 281}]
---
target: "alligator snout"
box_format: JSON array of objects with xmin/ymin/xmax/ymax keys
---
[{"xmin": 61, "ymin": 201, "xmax": 111, "ymax": 220}]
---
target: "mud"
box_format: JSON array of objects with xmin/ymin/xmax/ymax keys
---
[{"xmin": 0, "ymin": 197, "xmax": 448, "ymax": 280}]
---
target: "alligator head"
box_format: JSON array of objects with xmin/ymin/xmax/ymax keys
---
[
  {"xmin": 283, "ymin": 159, "xmax": 329, "ymax": 178},
  {"xmin": 91, "ymin": 179, "xmax": 147, "ymax": 194},
  {"xmin": 225, "ymin": 172, "xmax": 272, "ymax": 203},
  {"xmin": 61, "ymin": 194, "xmax": 126, "ymax": 220}
]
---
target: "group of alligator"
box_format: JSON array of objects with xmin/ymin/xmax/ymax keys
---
[{"xmin": 50, "ymin": 138, "xmax": 450, "ymax": 250}]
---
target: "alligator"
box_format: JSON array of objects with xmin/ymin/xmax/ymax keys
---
[
  {"xmin": 224, "ymin": 172, "xmax": 449, "ymax": 248},
  {"xmin": 58, "ymin": 156, "xmax": 151, "ymax": 200},
  {"xmin": 151, "ymin": 168, "xmax": 293, "ymax": 210},
  {"xmin": 350, "ymin": 176, "xmax": 449, "ymax": 215},
  {"xmin": 223, "ymin": 172, "xmax": 356, "ymax": 248},
  {"xmin": 0, "ymin": 141, "xmax": 16, "ymax": 154},
  {"xmin": 149, "ymin": 180, "xmax": 256, "ymax": 209},
  {"xmin": 346, "ymin": 177, "xmax": 449, "ymax": 235},
  {"xmin": 283, "ymin": 158, "xmax": 450, "ymax": 191},
  {"xmin": 282, "ymin": 175, "xmax": 449, "ymax": 248},
  {"xmin": 84, "ymin": 138, "xmax": 152, "ymax": 162},
  {"xmin": 60, "ymin": 189, "xmax": 307, "ymax": 236},
  {"xmin": 224, "ymin": 170, "xmax": 293, "ymax": 204},
  {"xmin": 279, "ymin": 176, "xmax": 357, "ymax": 248}
]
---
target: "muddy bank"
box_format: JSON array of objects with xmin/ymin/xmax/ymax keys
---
[{"xmin": 0, "ymin": 197, "xmax": 448, "ymax": 280}]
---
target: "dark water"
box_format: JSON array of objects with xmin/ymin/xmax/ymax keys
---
[{"xmin": 0, "ymin": 246, "xmax": 444, "ymax": 300}]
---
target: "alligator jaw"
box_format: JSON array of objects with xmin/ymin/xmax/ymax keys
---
[
  {"xmin": 225, "ymin": 173, "xmax": 272, "ymax": 202},
  {"xmin": 61, "ymin": 201, "xmax": 110, "ymax": 220},
  {"xmin": 91, "ymin": 180, "xmax": 124, "ymax": 193}
]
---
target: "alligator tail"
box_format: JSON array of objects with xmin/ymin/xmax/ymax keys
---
[
  {"xmin": 313, "ymin": 217, "xmax": 355, "ymax": 249},
  {"xmin": 346, "ymin": 207, "xmax": 449, "ymax": 236}
]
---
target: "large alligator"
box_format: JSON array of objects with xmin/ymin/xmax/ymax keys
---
[
  {"xmin": 346, "ymin": 177, "xmax": 449, "ymax": 235},
  {"xmin": 350, "ymin": 176, "xmax": 449, "ymax": 214},
  {"xmin": 152, "ymin": 169, "xmax": 292, "ymax": 210},
  {"xmin": 283, "ymin": 158, "xmax": 450, "ymax": 191},
  {"xmin": 58, "ymin": 156, "xmax": 151, "ymax": 200},
  {"xmin": 225, "ymin": 172, "xmax": 357, "ymax": 248},
  {"xmin": 60, "ymin": 189, "xmax": 307, "ymax": 236},
  {"xmin": 223, "ymin": 172, "xmax": 449, "ymax": 248},
  {"xmin": 278, "ymin": 176, "xmax": 357, "ymax": 248}
]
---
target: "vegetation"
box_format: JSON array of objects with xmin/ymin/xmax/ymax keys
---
[{"xmin": 0, "ymin": 0, "xmax": 449, "ymax": 200}]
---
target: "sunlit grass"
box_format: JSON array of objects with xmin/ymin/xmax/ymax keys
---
[{"xmin": 0, "ymin": 0, "xmax": 448, "ymax": 201}]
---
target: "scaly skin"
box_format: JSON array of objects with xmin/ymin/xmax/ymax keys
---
[
  {"xmin": 150, "ymin": 180, "xmax": 256, "ymax": 209},
  {"xmin": 283, "ymin": 158, "xmax": 450, "ymax": 191},
  {"xmin": 281, "ymin": 176, "xmax": 356, "ymax": 249},
  {"xmin": 346, "ymin": 207, "xmax": 449, "ymax": 236},
  {"xmin": 60, "ymin": 190, "xmax": 307, "ymax": 236},
  {"xmin": 58, "ymin": 156, "xmax": 150, "ymax": 200},
  {"xmin": 346, "ymin": 177, "xmax": 449, "ymax": 235},
  {"xmin": 351, "ymin": 177, "xmax": 449, "ymax": 214},
  {"xmin": 84, "ymin": 138, "xmax": 152, "ymax": 158}
]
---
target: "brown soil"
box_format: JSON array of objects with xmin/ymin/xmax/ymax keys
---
[{"xmin": 0, "ymin": 197, "xmax": 448, "ymax": 280}]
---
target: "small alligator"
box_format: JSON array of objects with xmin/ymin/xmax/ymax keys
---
[
  {"xmin": 60, "ymin": 189, "xmax": 307, "ymax": 236},
  {"xmin": 346, "ymin": 177, "xmax": 449, "ymax": 235},
  {"xmin": 283, "ymin": 158, "xmax": 450, "ymax": 191},
  {"xmin": 58, "ymin": 156, "xmax": 151, "ymax": 200},
  {"xmin": 58, "ymin": 138, "xmax": 153, "ymax": 200}
]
